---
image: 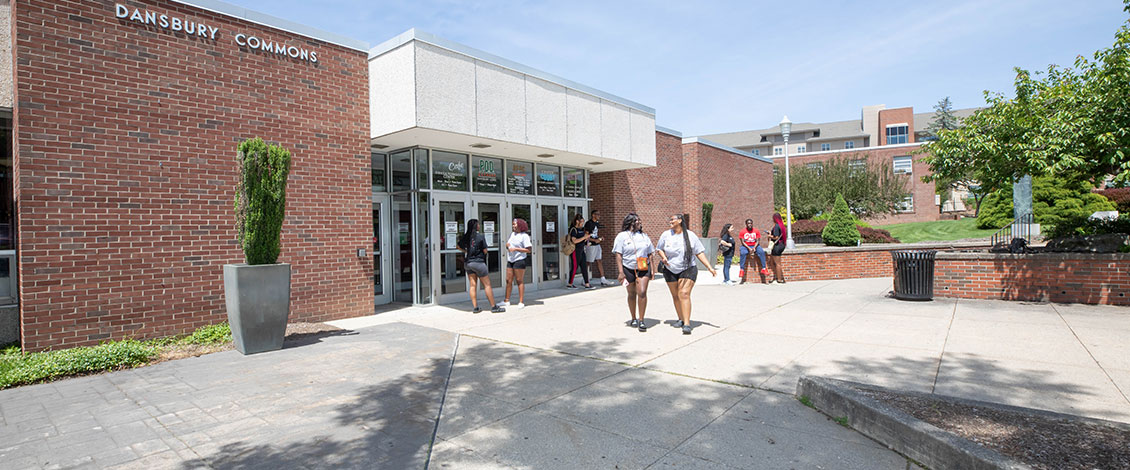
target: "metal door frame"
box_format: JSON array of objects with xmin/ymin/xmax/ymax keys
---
[{"xmin": 372, "ymin": 195, "xmax": 393, "ymax": 306}]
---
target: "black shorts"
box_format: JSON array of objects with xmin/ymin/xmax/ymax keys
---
[
  {"xmin": 507, "ymin": 258, "xmax": 528, "ymax": 270},
  {"xmin": 621, "ymin": 265, "xmax": 651, "ymax": 283},
  {"xmin": 662, "ymin": 265, "xmax": 698, "ymax": 283},
  {"xmin": 771, "ymin": 244, "xmax": 785, "ymax": 256},
  {"xmin": 465, "ymin": 261, "xmax": 488, "ymax": 278}
]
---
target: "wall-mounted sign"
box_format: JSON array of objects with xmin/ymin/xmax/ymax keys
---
[
  {"xmin": 115, "ymin": 4, "xmax": 320, "ymax": 64},
  {"xmin": 536, "ymin": 165, "xmax": 560, "ymax": 196},
  {"xmin": 506, "ymin": 161, "xmax": 533, "ymax": 195},
  {"xmin": 431, "ymin": 151, "xmax": 468, "ymax": 191}
]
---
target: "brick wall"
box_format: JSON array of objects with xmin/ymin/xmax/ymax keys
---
[
  {"xmin": 878, "ymin": 107, "xmax": 914, "ymax": 145},
  {"xmin": 776, "ymin": 144, "xmax": 939, "ymax": 224},
  {"xmin": 935, "ymin": 253, "xmax": 1130, "ymax": 306},
  {"xmin": 590, "ymin": 131, "xmax": 774, "ymax": 275},
  {"xmin": 752, "ymin": 242, "xmax": 991, "ymax": 283},
  {"xmin": 14, "ymin": 0, "xmax": 372, "ymax": 351}
]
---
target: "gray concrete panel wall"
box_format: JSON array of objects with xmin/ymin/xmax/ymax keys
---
[
  {"xmin": 369, "ymin": 42, "xmax": 416, "ymax": 138},
  {"xmin": 524, "ymin": 76, "xmax": 567, "ymax": 150},
  {"xmin": 0, "ymin": 1, "xmax": 11, "ymax": 109},
  {"xmin": 600, "ymin": 100, "xmax": 630, "ymax": 161},
  {"xmin": 630, "ymin": 109, "xmax": 656, "ymax": 166},
  {"xmin": 475, "ymin": 61, "xmax": 525, "ymax": 143},
  {"xmin": 566, "ymin": 89, "xmax": 601, "ymax": 156},
  {"xmin": 415, "ymin": 42, "xmax": 476, "ymax": 136}
]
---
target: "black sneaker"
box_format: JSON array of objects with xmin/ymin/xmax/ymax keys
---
[
  {"xmin": 565, "ymin": 284, "xmax": 577, "ymax": 289},
  {"xmin": 675, "ymin": 320, "xmax": 684, "ymax": 328},
  {"xmin": 629, "ymin": 319, "xmax": 639, "ymax": 328},
  {"xmin": 491, "ymin": 306, "xmax": 505, "ymax": 313},
  {"xmin": 472, "ymin": 307, "xmax": 482, "ymax": 314},
  {"xmin": 682, "ymin": 325, "xmax": 692, "ymax": 335},
  {"xmin": 584, "ymin": 284, "xmax": 595, "ymax": 290},
  {"xmin": 638, "ymin": 321, "xmax": 648, "ymax": 332}
]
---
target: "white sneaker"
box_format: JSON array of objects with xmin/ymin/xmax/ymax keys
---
[
  {"xmin": 497, "ymin": 301, "xmax": 509, "ymax": 307},
  {"xmin": 602, "ymin": 279, "xmax": 615, "ymax": 286},
  {"xmin": 515, "ymin": 303, "xmax": 525, "ymax": 309}
]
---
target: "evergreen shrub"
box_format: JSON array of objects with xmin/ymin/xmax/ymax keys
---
[
  {"xmin": 821, "ymin": 194, "xmax": 861, "ymax": 246},
  {"xmin": 235, "ymin": 138, "xmax": 292, "ymax": 265}
]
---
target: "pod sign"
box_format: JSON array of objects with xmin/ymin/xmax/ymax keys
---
[{"xmin": 114, "ymin": 4, "xmax": 319, "ymax": 64}]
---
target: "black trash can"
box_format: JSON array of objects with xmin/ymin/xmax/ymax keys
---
[{"xmin": 891, "ymin": 250, "xmax": 936, "ymax": 300}]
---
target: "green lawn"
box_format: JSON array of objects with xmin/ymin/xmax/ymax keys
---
[{"xmin": 877, "ymin": 218, "xmax": 996, "ymax": 243}]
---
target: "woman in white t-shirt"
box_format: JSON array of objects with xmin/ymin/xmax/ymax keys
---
[
  {"xmin": 612, "ymin": 213, "xmax": 655, "ymax": 332},
  {"xmin": 499, "ymin": 218, "xmax": 533, "ymax": 309},
  {"xmin": 656, "ymin": 213, "xmax": 717, "ymax": 335}
]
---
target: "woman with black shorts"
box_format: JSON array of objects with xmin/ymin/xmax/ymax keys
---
[
  {"xmin": 500, "ymin": 218, "xmax": 532, "ymax": 309},
  {"xmin": 656, "ymin": 213, "xmax": 716, "ymax": 334},
  {"xmin": 767, "ymin": 213, "xmax": 788, "ymax": 283},
  {"xmin": 457, "ymin": 219, "xmax": 504, "ymax": 313},
  {"xmin": 612, "ymin": 213, "xmax": 654, "ymax": 332}
]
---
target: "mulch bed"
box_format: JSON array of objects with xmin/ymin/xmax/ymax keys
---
[
  {"xmin": 860, "ymin": 388, "xmax": 1130, "ymax": 470},
  {"xmin": 156, "ymin": 322, "xmax": 342, "ymax": 362}
]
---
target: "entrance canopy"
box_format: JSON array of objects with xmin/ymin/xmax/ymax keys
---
[{"xmin": 368, "ymin": 30, "xmax": 657, "ymax": 172}]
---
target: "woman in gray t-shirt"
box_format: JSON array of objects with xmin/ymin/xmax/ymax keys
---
[{"xmin": 656, "ymin": 214, "xmax": 716, "ymax": 335}]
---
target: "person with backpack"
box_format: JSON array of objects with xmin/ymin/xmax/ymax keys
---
[
  {"xmin": 613, "ymin": 213, "xmax": 654, "ymax": 332},
  {"xmin": 719, "ymin": 223, "xmax": 737, "ymax": 285},
  {"xmin": 584, "ymin": 210, "xmax": 613, "ymax": 286},
  {"xmin": 565, "ymin": 213, "xmax": 593, "ymax": 289},
  {"xmin": 656, "ymin": 213, "xmax": 716, "ymax": 334},
  {"xmin": 457, "ymin": 219, "xmax": 505, "ymax": 313}
]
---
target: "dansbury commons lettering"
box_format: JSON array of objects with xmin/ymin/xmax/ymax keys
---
[{"xmin": 114, "ymin": 4, "xmax": 319, "ymax": 64}]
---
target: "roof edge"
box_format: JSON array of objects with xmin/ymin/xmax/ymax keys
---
[
  {"xmin": 369, "ymin": 29, "xmax": 656, "ymax": 116},
  {"xmin": 656, "ymin": 126, "xmax": 682, "ymax": 137},
  {"xmin": 682, "ymin": 137, "xmax": 772, "ymax": 164},
  {"xmin": 170, "ymin": 0, "xmax": 368, "ymax": 52}
]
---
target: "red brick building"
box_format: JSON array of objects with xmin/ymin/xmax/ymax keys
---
[
  {"xmin": 9, "ymin": 0, "xmax": 372, "ymax": 350},
  {"xmin": 590, "ymin": 129, "xmax": 774, "ymax": 274}
]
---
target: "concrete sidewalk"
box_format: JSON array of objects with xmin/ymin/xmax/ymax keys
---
[{"xmin": 2, "ymin": 276, "xmax": 1128, "ymax": 468}]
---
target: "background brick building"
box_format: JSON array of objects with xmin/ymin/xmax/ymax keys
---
[{"xmin": 11, "ymin": 0, "xmax": 372, "ymax": 351}]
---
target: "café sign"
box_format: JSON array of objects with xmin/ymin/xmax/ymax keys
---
[{"xmin": 115, "ymin": 4, "xmax": 319, "ymax": 63}]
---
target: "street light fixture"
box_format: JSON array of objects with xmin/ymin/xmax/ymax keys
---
[{"xmin": 779, "ymin": 115, "xmax": 795, "ymax": 250}]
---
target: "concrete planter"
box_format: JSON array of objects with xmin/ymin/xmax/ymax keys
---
[
  {"xmin": 223, "ymin": 263, "xmax": 291, "ymax": 355},
  {"xmin": 700, "ymin": 237, "xmax": 719, "ymax": 267}
]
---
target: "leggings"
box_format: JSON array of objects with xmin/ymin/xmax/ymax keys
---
[{"xmin": 569, "ymin": 248, "xmax": 589, "ymax": 285}]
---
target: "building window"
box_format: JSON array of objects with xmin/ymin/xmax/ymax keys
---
[
  {"xmin": 849, "ymin": 159, "xmax": 866, "ymax": 175},
  {"xmin": 506, "ymin": 160, "xmax": 533, "ymax": 195},
  {"xmin": 773, "ymin": 166, "xmax": 780, "ymax": 176},
  {"xmin": 371, "ymin": 152, "xmax": 387, "ymax": 192},
  {"xmin": 472, "ymin": 156, "xmax": 503, "ymax": 193},
  {"xmin": 886, "ymin": 125, "xmax": 909, "ymax": 145},
  {"xmin": 845, "ymin": 141, "xmax": 855, "ymax": 149},
  {"xmin": 752, "ymin": 149, "xmax": 760, "ymax": 156},
  {"xmin": 536, "ymin": 164, "xmax": 561, "ymax": 196},
  {"xmin": 774, "ymin": 148, "xmax": 783, "ymax": 156},
  {"xmin": 431, "ymin": 151, "xmax": 469, "ymax": 191},
  {"xmin": 563, "ymin": 168, "xmax": 585, "ymax": 198},
  {"xmin": 897, "ymin": 195, "xmax": 914, "ymax": 212},
  {"xmin": 805, "ymin": 162, "xmax": 823, "ymax": 175},
  {"xmin": 820, "ymin": 143, "xmax": 831, "ymax": 152},
  {"xmin": 797, "ymin": 145, "xmax": 806, "ymax": 153},
  {"xmin": 892, "ymin": 156, "xmax": 913, "ymax": 175}
]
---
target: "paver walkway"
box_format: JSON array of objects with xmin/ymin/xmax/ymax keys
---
[{"xmin": 2, "ymin": 276, "xmax": 1128, "ymax": 468}]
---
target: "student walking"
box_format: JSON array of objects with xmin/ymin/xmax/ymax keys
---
[
  {"xmin": 767, "ymin": 213, "xmax": 788, "ymax": 283},
  {"xmin": 656, "ymin": 214, "xmax": 716, "ymax": 334},
  {"xmin": 566, "ymin": 213, "xmax": 593, "ymax": 289},
  {"xmin": 499, "ymin": 218, "xmax": 532, "ymax": 309},
  {"xmin": 584, "ymin": 210, "xmax": 613, "ymax": 286},
  {"xmin": 737, "ymin": 218, "xmax": 769, "ymax": 284},
  {"xmin": 719, "ymin": 223, "xmax": 737, "ymax": 285},
  {"xmin": 457, "ymin": 219, "xmax": 504, "ymax": 313},
  {"xmin": 613, "ymin": 213, "xmax": 654, "ymax": 332}
]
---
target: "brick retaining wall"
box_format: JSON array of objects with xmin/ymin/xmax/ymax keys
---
[
  {"xmin": 742, "ymin": 242, "xmax": 990, "ymax": 283},
  {"xmin": 935, "ymin": 252, "xmax": 1130, "ymax": 306}
]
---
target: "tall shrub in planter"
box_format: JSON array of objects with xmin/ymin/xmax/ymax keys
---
[
  {"xmin": 822, "ymin": 194, "xmax": 861, "ymax": 246},
  {"xmin": 224, "ymin": 138, "xmax": 292, "ymax": 355}
]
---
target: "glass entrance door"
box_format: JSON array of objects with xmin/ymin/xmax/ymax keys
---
[
  {"xmin": 437, "ymin": 198, "xmax": 468, "ymax": 302},
  {"xmin": 539, "ymin": 203, "xmax": 562, "ymax": 285},
  {"xmin": 475, "ymin": 198, "xmax": 504, "ymax": 298},
  {"xmin": 392, "ymin": 193, "xmax": 414, "ymax": 303},
  {"xmin": 508, "ymin": 201, "xmax": 534, "ymax": 286},
  {"xmin": 373, "ymin": 196, "xmax": 392, "ymax": 305}
]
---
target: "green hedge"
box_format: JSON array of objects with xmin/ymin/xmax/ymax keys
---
[
  {"xmin": 822, "ymin": 194, "xmax": 861, "ymax": 246},
  {"xmin": 1, "ymin": 323, "xmax": 233, "ymax": 389}
]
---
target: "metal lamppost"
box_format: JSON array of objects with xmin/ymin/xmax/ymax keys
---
[{"xmin": 779, "ymin": 115, "xmax": 795, "ymax": 249}]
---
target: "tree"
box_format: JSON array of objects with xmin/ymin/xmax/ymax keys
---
[
  {"xmin": 975, "ymin": 175, "xmax": 1115, "ymax": 229},
  {"xmin": 821, "ymin": 194, "xmax": 861, "ymax": 246},
  {"xmin": 773, "ymin": 156, "xmax": 910, "ymax": 219},
  {"xmin": 924, "ymin": 97, "xmax": 961, "ymax": 140},
  {"xmin": 921, "ymin": 1, "xmax": 1130, "ymax": 195}
]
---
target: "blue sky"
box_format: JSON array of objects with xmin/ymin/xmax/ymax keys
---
[{"xmin": 234, "ymin": 0, "xmax": 1126, "ymax": 136}]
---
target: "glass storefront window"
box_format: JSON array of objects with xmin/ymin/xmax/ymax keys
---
[
  {"xmin": 415, "ymin": 149, "xmax": 430, "ymax": 190},
  {"xmin": 0, "ymin": 117, "xmax": 12, "ymax": 251},
  {"xmin": 371, "ymin": 152, "xmax": 387, "ymax": 192},
  {"xmin": 432, "ymin": 151, "xmax": 468, "ymax": 191},
  {"xmin": 390, "ymin": 150, "xmax": 412, "ymax": 192},
  {"xmin": 563, "ymin": 168, "xmax": 585, "ymax": 198},
  {"xmin": 507, "ymin": 161, "xmax": 533, "ymax": 195},
  {"xmin": 536, "ymin": 164, "xmax": 560, "ymax": 197},
  {"xmin": 472, "ymin": 156, "xmax": 503, "ymax": 193}
]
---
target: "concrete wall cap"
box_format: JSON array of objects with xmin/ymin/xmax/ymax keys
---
[
  {"xmin": 935, "ymin": 251, "xmax": 1130, "ymax": 261},
  {"xmin": 681, "ymin": 137, "xmax": 772, "ymax": 164},
  {"xmin": 785, "ymin": 241, "xmax": 991, "ymax": 255}
]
